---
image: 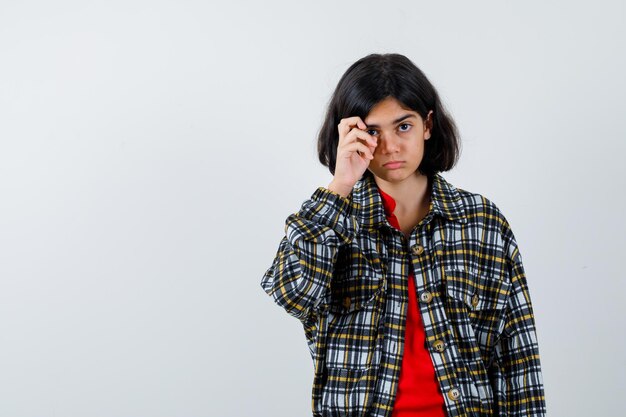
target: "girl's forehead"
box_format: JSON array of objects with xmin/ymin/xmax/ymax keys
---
[
  {"xmin": 365, "ymin": 106, "xmax": 421, "ymax": 127},
  {"xmin": 366, "ymin": 98, "xmax": 418, "ymax": 119}
]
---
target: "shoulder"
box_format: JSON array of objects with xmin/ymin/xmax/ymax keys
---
[
  {"xmin": 454, "ymin": 184, "xmax": 509, "ymax": 227},
  {"xmin": 453, "ymin": 183, "xmax": 521, "ymax": 262}
]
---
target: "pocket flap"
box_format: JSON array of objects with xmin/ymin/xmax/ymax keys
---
[
  {"xmin": 444, "ymin": 268, "xmax": 510, "ymax": 311},
  {"xmin": 328, "ymin": 270, "xmax": 386, "ymax": 313}
]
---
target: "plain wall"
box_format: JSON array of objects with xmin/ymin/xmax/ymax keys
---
[{"xmin": 1, "ymin": 1, "xmax": 624, "ymax": 416}]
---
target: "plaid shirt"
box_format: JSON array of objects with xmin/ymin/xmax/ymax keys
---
[{"xmin": 260, "ymin": 173, "xmax": 547, "ymax": 417}]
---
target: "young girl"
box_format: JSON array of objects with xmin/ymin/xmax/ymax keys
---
[{"xmin": 260, "ymin": 53, "xmax": 546, "ymax": 417}]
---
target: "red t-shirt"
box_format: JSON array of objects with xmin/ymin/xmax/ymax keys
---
[{"xmin": 377, "ymin": 186, "xmax": 448, "ymax": 417}]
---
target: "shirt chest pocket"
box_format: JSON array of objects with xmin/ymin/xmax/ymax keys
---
[
  {"xmin": 443, "ymin": 267, "xmax": 512, "ymax": 352},
  {"xmin": 443, "ymin": 268, "xmax": 512, "ymax": 391},
  {"xmin": 323, "ymin": 269, "xmax": 387, "ymax": 370},
  {"xmin": 327, "ymin": 241, "xmax": 387, "ymax": 314},
  {"xmin": 443, "ymin": 268, "xmax": 510, "ymax": 313},
  {"xmin": 328, "ymin": 269, "xmax": 387, "ymax": 314}
]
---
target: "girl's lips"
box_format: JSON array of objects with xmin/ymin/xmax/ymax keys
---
[{"xmin": 384, "ymin": 161, "xmax": 404, "ymax": 169}]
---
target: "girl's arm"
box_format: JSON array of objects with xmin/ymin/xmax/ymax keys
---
[
  {"xmin": 492, "ymin": 219, "xmax": 547, "ymax": 416},
  {"xmin": 260, "ymin": 186, "xmax": 360, "ymax": 322}
]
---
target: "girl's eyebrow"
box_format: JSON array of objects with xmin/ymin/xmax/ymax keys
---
[{"xmin": 365, "ymin": 114, "xmax": 416, "ymax": 128}]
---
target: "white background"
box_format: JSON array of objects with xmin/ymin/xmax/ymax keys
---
[{"xmin": 1, "ymin": 1, "xmax": 624, "ymax": 416}]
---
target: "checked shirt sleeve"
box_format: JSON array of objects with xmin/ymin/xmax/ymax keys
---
[
  {"xmin": 492, "ymin": 219, "xmax": 547, "ymax": 416},
  {"xmin": 260, "ymin": 186, "xmax": 360, "ymax": 322}
]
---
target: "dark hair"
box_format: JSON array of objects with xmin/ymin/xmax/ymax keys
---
[{"xmin": 317, "ymin": 53, "xmax": 461, "ymax": 181}]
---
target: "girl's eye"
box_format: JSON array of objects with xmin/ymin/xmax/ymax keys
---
[{"xmin": 366, "ymin": 124, "xmax": 410, "ymax": 136}]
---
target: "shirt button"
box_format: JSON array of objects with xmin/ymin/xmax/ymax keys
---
[
  {"xmin": 342, "ymin": 296, "xmax": 351, "ymax": 309},
  {"xmin": 411, "ymin": 244, "xmax": 424, "ymax": 255},
  {"xmin": 447, "ymin": 387, "xmax": 461, "ymax": 401},
  {"xmin": 432, "ymin": 339, "xmax": 445, "ymax": 352},
  {"xmin": 471, "ymin": 294, "xmax": 479, "ymax": 308},
  {"xmin": 420, "ymin": 291, "xmax": 433, "ymax": 303}
]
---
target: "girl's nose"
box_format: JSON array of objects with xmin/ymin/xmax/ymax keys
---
[{"xmin": 379, "ymin": 135, "xmax": 400, "ymax": 153}]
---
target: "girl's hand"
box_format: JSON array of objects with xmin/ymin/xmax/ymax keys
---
[{"xmin": 328, "ymin": 116, "xmax": 378, "ymax": 197}]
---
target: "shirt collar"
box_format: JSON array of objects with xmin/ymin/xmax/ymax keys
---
[{"xmin": 349, "ymin": 172, "xmax": 468, "ymax": 230}]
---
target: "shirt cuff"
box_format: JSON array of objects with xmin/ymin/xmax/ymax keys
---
[{"xmin": 293, "ymin": 187, "xmax": 360, "ymax": 245}]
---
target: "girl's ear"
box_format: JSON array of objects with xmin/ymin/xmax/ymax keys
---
[{"xmin": 424, "ymin": 110, "xmax": 434, "ymax": 139}]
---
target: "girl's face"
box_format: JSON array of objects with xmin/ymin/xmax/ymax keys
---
[{"xmin": 364, "ymin": 97, "xmax": 433, "ymax": 183}]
